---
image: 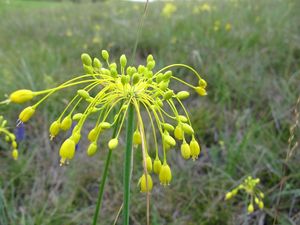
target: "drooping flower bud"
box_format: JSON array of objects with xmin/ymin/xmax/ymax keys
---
[
  {"xmin": 9, "ymin": 89, "xmax": 34, "ymax": 103},
  {"xmin": 181, "ymin": 142, "xmax": 191, "ymax": 159},
  {"xmin": 174, "ymin": 125, "xmax": 183, "ymax": 140},
  {"xmin": 159, "ymin": 163, "xmax": 172, "ymax": 185},
  {"xmin": 176, "ymin": 91, "xmax": 190, "ymax": 100},
  {"xmin": 108, "ymin": 138, "xmax": 118, "ymax": 150},
  {"xmin": 19, "ymin": 106, "xmax": 35, "ymax": 123},
  {"xmin": 247, "ymin": 204, "xmax": 254, "ymax": 213},
  {"xmin": 145, "ymin": 155, "xmax": 152, "ymax": 172},
  {"xmin": 153, "ymin": 158, "xmax": 162, "ymax": 174},
  {"xmin": 59, "ymin": 138, "xmax": 76, "ymax": 165},
  {"xmin": 139, "ymin": 174, "xmax": 153, "ymax": 192},
  {"xmin": 199, "ymin": 78, "xmax": 207, "ymax": 88},
  {"xmin": 87, "ymin": 142, "xmax": 98, "ymax": 156},
  {"xmin": 195, "ymin": 86, "xmax": 207, "ymax": 96},
  {"xmin": 60, "ymin": 115, "xmax": 72, "ymax": 131},
  {"xmin": 133, "ymin": 129, "xmax": 142, "ymax": 145},
  {"xmin": 181, "ymin": 123, "xmax": 194, "ymax": 135},
  {"xmin": 88, "ymin": 127, "xmax": 98, "ymax": 142},
  {"xmin": 49, "ymin": 120, "xmax": 61, "ymax": 138},
  {"xmin": 190, "ymin": 138, "xmax": 200, "ymax": 160},
  {"xmin": 12, "ymin": 149, "xmax": 18, "ymax": 160}
]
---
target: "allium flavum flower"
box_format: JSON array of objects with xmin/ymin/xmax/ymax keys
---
[
  {"xmin": 0, "ymin": 115, "xmax": 18, "ymax": 160},
  {"xmin": 225, "ymin": 176, "xmax": 265, "ymax": 214},
  {"xmin": 7, "ymin": 50, "xmax": 207, "ymax": 191}
]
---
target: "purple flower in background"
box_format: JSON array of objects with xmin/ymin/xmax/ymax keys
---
[{"xmin": 15, "ymin": 122, "xmax": 25, "ymax": 141}]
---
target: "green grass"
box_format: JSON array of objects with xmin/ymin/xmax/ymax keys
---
[{"xmin": 0, "ymin": 0, "xmax": 300, "ymax": 224}]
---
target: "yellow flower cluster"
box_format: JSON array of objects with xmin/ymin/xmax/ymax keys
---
[
  {"xmin": 0, "ymin": 115, "xmax": 18, "ymax": 160},
  {"xmin": 225, "ymin": 176, "xmax": 265, "ymax": 213},
  {"xmin": 162, "ymin": 3, "xmax": 177, "ymax": 18},
  {"xmin": 7, "ymin": 50, "xmax": 207, "ymax": 192}
]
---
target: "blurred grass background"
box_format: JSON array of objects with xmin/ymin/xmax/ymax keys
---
[{"xmin": 0, "ymin": 0, "xmax": 300, "ymax": 224}]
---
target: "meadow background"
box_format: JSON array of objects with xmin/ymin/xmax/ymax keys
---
[{"xmin": 0, "ymin": 0, "xmax": 300, "ymax": 224}]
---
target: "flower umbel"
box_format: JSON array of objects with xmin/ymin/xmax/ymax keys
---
[
  {"xmin": 225, "ymin": 176, "xmax": 265, "ymax": 214},
  {"xmin": 7, "ymin": 50, "xmax": 207, "ymax": 189},
  {"xmin": 0, "ymin": 115, "xmax": 18, "ymax": 160}
]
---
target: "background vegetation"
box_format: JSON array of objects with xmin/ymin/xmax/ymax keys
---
[{"xmin": 0, "ymin": 0, "xmax": 299, "ymax": 224}]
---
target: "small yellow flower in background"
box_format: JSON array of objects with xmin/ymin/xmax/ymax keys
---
[
  {"xmin": 200, "ymin": 3, "xmax": 212, "ymax": 12},
  {"xmin": 213, "ymin": 20, "xmax": 220, "ymax": 32},
  {"xmin": 0, "ymin": 115, "xmax": 18, "ymax": 160},
  {"xmin": 92, "ymin": 36, "xmax": 102, "ymax": 44},
  {"xmin": 225, "ymin": 23, "xmax": 232, "ymax": 32},
  {"xmin": 225, "ymin": 176, "xmax": 265, "ymax": 214},
  {"xmin": 65, "ymin": 29, "xmax": 73, "ymax": 37},
  {"xmin": 94, "ymin": 24, "xmax": 101, "ymax": 31},
  {"xmin": 162, "ymin": 3, "xmax": 177, "ymax": 18},
  {"xmin": 6, "ymin": 50, "xmax": 207, "ymax": 190}
]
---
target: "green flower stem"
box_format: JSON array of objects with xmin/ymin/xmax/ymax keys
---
[
  {"xmin": 92, "ymin": 121, "xmax": 119, "ymax": 225},
  {"xmin": 123, "ymin": 103, "xmax": 135, "ymax": 225}
]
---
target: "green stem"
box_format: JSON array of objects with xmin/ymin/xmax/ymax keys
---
[
  {"xmin": 92, "ymin": 122, "xmax": 119, "ymax": 225},
  {"xmin": 123, "ymin": 103, "xmax": 134, "ymax": 225}
]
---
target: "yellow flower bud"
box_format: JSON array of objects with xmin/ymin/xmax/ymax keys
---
[
  {"xmin": 133, "ymin": 130, "xmax": 142, "ymax": 145},
  {"xmin": 12, "ymin": 141, "xmax": 17, "ymax": 148},
  {"xmin": 49, "ymin": 120, "xmax": 61, "ymax": 138},
  {"xmin": 72, "ymin": 113, "xmax": 83, "ymax": 121},
  {"xmin": 163, "ymin": 90, "xmax": 174, "ymax": 100},
  {"xmin": 195, "ymin": 86, "xmax": 207, "ymax": 96},
  {"xmin": 163, "ymin": 123, "xmax": 174, "ymax": 132},
  {"xmin": 159, "ymin": 80, "xmax": 169, "ymax": 91},
  {"xmin": 101, "ymin": 50, "xmax": 109, "ymax": 61},
  {"xmin": 190, "ymin": 138, "xmax": 200, "ymax": 160},
  {"xmin": 162, "ymin": 71, "xmax": 172, "ymax": 80},
  {"xmin": 178, "ymin": 115, "xmax": 188, "ymax": 122},
  {"xmin": 147, "ymin": 54, "xmax": 153, "ymax": 62},
  {"xmin": 77, "ymin": 89, "xmax": 90, "ymax": 99},
  {"xmin": 147, "ymin": 60, "xmax": 155, "ymax": 70},
  {"xmin": 153, "ymin": 158, "xmax": 162, "ymax": 174},
  {"xmin": 99, "ymin": 122, "xmax": 111, "ymax": 129},
  {"xmin": 88, "ymin": 127, "xmax": 98, "ymax": 142},
  {"xmin": 225, "ymin": 192, "xmax": 233, "ymax": 200},
  {"xmin": 93, "ymin": 57, "xmax": 102, "ymax": 68},
  {"xmin": 71, "ymin": 132, "xmax": 81, "ymax": 144},
  {"xmin": 139, "ymin": 174, "xmax": 153, "ymax": 192},
  {"xmin": 176, "ymin": 91, "xmax": 190, "ymax": 100},
  {"xmin": 181, "ymin": 142, "xmax": 191, "ymax": 159},
  {"xmin": 9, "ymin": 89, "xmax": 34, "ymax": 103},
  {"xmin": 83, "ymin": 65, "xmax": 94, "ymax": 74},
  {"xmin": 258, "ymin": 201, "xmax": 264, "ymax": 209},
  {"xmin": 159, "ymin": 163, "xmax": 172, "ymax": 186},
  {"xmin": 108, "ymin": 138, "xmax": 118, "ymax": 150},
  {"xmin": 19, "ymin": 106, "xmax": 35, "ymax": 123},
  {"xmin": 247, "ymin": 204, "xmax": 254, "ymax": 213},
  {"xmin": 132, "ymin": 73, "xmax": 140, "ymax": 85},
  {"xmin": 255, "ymin": 197, "xmax": 259, "ymax": 204},
  {"xmin": 59, "ymin": 138, "xmax": 76, "ymax": 165},
  {"xmin": 145, "ymin": 155, "xmax": 152, "ymax": 172},
  {"xmin": 87, "ymin": 142, "xmax": 98, "ymax": 156},
  {"xmin": 199, "ymin": 78, "xmax": 207, "ymax": 88},
  {"xmin": 120, "ymin": 54, "xmax": 127, "ymax": 68},
  {"xmin": 12, "ymin": 149, "xmax": 18, "ymax": 160},
  {"xmin": 163, "ymin": 134, "xmax": 176, "ymax": 146},
  {"xmin": 81, "ymin": 53, "xmax": 92, "ymax": 66},
  {"xmin": 60, "ymin": 115, "xmax": 72, "ymax": 131},
  {"xmin": 174, "ymin": 125, "xmax": 183, "ymax": 140},
  {"xmin": 181, "ymin": 123, "xmax": 194, "ymax": 135}
]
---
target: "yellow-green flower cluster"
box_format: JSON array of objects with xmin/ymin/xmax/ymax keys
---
[
  {"xmin": 225, "ymin": 176, "xmax": 265, "ymax": 213},
  {"xmin": 0, "ymin": 115, "xmax": 18, "ymax": 160},
  {"xmin": 7, "ymin": 50, "xmax": 207, "ymax": 191}
]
